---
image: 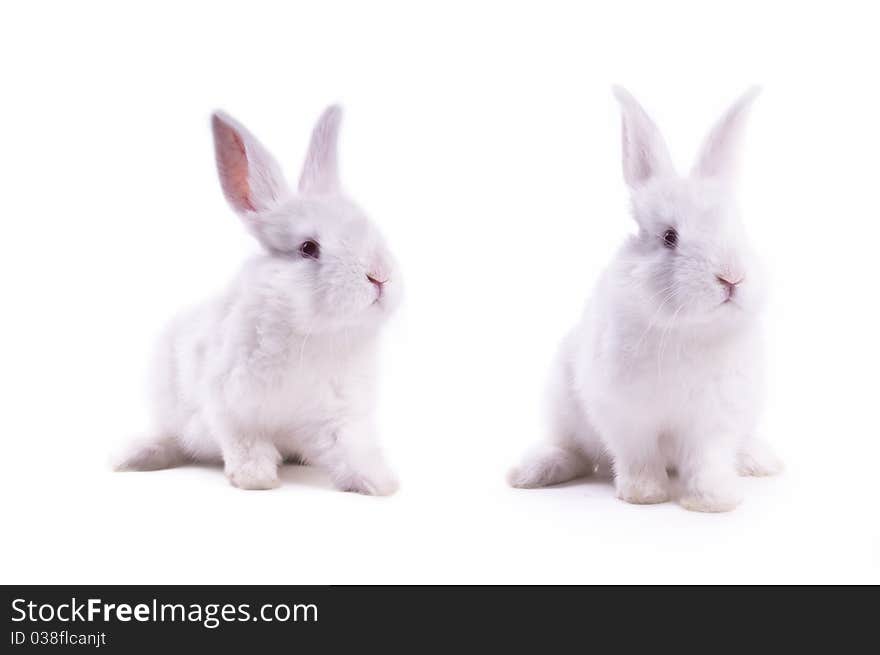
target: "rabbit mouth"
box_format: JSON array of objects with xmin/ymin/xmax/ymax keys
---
[{"xmin": 371, "ymin": 282, "xmax": 391, "ymax": 308}]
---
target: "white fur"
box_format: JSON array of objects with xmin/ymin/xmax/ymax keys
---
[
  {"xmin": 115, "ymin": 106, "xmax": 401, "ymax": 494},
  {"xmin": 510, "ymin": 87, "xmax": 781, "ymax": 512}
]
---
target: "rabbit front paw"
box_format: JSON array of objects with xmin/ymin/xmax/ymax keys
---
[
  {"xmin": 679, "ymin": 478, "xmax": 742, "ymax": 513},
  {"xmin": 225, "ymin": 459, "xmax": 280, "ymax": 490},
  {"xmin": 616, "ymin": 475, "xmax": 670, "ymax": 505},
  {"xmin": 334, "ymin": 465, "xmax": 399, "ymax": 496}
]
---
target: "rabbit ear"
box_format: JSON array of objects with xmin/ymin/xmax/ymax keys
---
[
  {"xmin": 211, "ymin": 111, "xmax": 288, "ymax": 214},
  {"xmin": 298, "ymin": 105, "xmax": 342, "ymax": 195},
  {"xmin": 692, "ymin": 86, "xmax": 761, "ymax": 182},
  {"xmin": 612, "ymin": 86, "xmax": 675, "ymax": 188}
]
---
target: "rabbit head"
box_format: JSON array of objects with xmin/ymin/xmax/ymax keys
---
[
  {"xmin": 211, "ymin": 106, "xmax": 400, "ymax": 334},
  {"xmin": 611, "ymin": 86, "xmax": 764, "ymax": 332}
]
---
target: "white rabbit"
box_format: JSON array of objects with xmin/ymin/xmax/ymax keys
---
[
  {"xmin": 509, "ymin": 87, "xmax": 782, "ymax": 512},
  {"xmin": 114, "ymin": 106, "xmax": 402, "ymax": 494}
]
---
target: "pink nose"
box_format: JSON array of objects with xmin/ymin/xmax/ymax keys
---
[
  {"xmin": 717, "ymin": 274, "xmax": 742, "ymax": 297},
  {"xmin": 367, "ymin": 273, "xmax": 387, "ymax": 288}
]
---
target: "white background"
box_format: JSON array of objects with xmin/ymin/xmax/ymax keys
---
[{"xmin": 1, "ymin": 1, "xmax": 878, "ymax": 584}]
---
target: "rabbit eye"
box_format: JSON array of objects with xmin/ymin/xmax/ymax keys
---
[
  {"xmin": 299, "ymin": 240, "xmax": 320, "ymax": 259},
  {"xmin": 662, "ymin": 228, "xmax": 678, "ymax": 249}
]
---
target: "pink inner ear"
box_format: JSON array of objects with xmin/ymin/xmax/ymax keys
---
[{"xmin": 212, "ymin": 116, "xmax": 255, "ymax": 213}]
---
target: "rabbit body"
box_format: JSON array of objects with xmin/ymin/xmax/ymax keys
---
[
  {"xmin": 116, "ymin": 108, "xmax": 400, "ymax": 494},
  {"xmin": 510, "ymin": 88, "xmax": 782, "ymax": 511}
]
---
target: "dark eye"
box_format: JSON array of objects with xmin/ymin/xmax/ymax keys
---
[
  {"xmin": 662, "ymin": 228, "xmax": 678, "ymax": 249},
  {"xmin": 299, "ymin": 240, "xmax": 320, "ymax": 259}
]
